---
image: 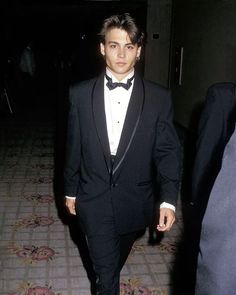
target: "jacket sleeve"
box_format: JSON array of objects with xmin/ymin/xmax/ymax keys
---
[
  {"xmin": 64, "ymin": 86, "xmax": 81, "ymax": 197},
  {"xmin": 153, "ymin": 90, "xmax": 182, "ymax": 206}
]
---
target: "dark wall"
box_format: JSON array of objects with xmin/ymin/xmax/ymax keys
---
[{"xmin": 171, "ymin": 0, "xmax": 236, "ymax": 128}]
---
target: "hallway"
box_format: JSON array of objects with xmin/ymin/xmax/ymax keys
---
[{"xmin": 0, "ymin": 108, "xmax": 184, "ymax": 295}]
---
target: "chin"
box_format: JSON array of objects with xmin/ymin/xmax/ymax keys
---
[{"xmin": 116, "ymin": 68, "xmax": 130, "ymax": 74}]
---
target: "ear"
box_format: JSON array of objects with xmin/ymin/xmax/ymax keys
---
[
  {"xmin": 136, "ymin": 46, "xmax": 142, "ymax": 59},
  {"xmin": 100, "ymin": 43, "xmax": 105, "ymax": 56}
]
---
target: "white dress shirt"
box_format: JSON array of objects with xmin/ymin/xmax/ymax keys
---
[
  {"xmin": 66, "ymin": 68, "xmax": 175, "ymax": 212},
  {"xmin": 104, "ymin": 69, "xmax": 134, "ymax": 155}
]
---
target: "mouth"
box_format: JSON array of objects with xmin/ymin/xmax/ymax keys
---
[{"xmin": 116, "ymin": 62, "xmax": 126, "ymax": 66}]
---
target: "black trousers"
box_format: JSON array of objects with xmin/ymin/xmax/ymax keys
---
[{"xmin": 85, "ymin": 198, "xmax": 143, "ymax": 295}]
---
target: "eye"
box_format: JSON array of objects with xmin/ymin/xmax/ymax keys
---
[
  {"xmin": 109, "ymin": 44, "xmax": 117, "ymax": 49},
  {"xmin": 127, "ymin": 45, "xmax": 134, "ymax": 50}
]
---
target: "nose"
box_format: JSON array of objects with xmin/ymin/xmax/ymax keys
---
[{"xmin": 118, "ymin": 47, "xmax": 125, "ymax": 58}]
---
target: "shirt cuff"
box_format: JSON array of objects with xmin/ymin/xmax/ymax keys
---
[
  {"xmin": 65, "ymin": 198, "xmax": 175, "ymax": 211},
  {"xmin": 160, "ymin": 202, "xmax": 176, "ymax": 212}
]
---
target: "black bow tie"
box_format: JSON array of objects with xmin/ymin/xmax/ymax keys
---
[{"xmin": 105, "ymin": 74, "xmax": 134, "ymax": 90}]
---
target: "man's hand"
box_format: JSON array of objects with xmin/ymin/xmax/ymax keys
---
[
  {"xmin": 157, "ymin": 207, "xmax": 175, "ymax": 232},
  {"xmin": 65, "ymin": 198, "xmax": 76, "ymax": 215}
]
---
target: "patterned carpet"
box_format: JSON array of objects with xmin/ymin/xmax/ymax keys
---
[{"xmin": 0, "ymin": 109, "xmax": 184, "ymax": 295}]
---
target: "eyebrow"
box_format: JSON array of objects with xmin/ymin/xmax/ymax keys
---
[{"xmin": 107, "ymin": 41, "xmax": 134, "ymax": 46}]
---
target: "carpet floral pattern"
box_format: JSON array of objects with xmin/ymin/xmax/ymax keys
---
[{"xmin": 0, "ymin": 116, "xmax": 183, "ymax": 295}]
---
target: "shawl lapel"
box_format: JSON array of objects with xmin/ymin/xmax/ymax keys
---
[
  {"xmin": 112, "ymin": 73, "xmax": 145, "ymax": 176},
  {"xmin": 92, "ymin": 73, "xmax": 112, "ymax": 174}
]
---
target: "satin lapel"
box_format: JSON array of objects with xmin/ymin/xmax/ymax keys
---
[
  {"xmin": 113, "ymin": 74, "xmax": 144, "ymax": 175},
  {"xmin": 92, "ymin": 74, "xmax": 112, "ymax": 174}
]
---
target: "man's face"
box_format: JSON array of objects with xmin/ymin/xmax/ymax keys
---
[{"xmin": 100, "ymin": 28, "xmax": 141, "ymax": 81}]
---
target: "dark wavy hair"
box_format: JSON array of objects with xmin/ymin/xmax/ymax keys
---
[{"xmin": 98, "ymin": 13, "xmax": 145, "ymax": 47}]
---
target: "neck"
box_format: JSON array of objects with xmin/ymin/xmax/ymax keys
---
[{"xmin": 106, "ymin": 68, "xmax": 134, "ymax": 81}]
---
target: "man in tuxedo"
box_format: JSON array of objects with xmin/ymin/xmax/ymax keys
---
[{"xmin": 64, "ymin": 13, "xmax": 181, "ymax": 295}]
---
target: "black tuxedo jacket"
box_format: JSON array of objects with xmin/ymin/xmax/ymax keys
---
[
  {"xmin": 64, "ymin": 72, "xmax": 181, "ymax": 235},
  {"xmin": 192, "ymin": 82, "xmax": 236, "ymax": 215}
]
